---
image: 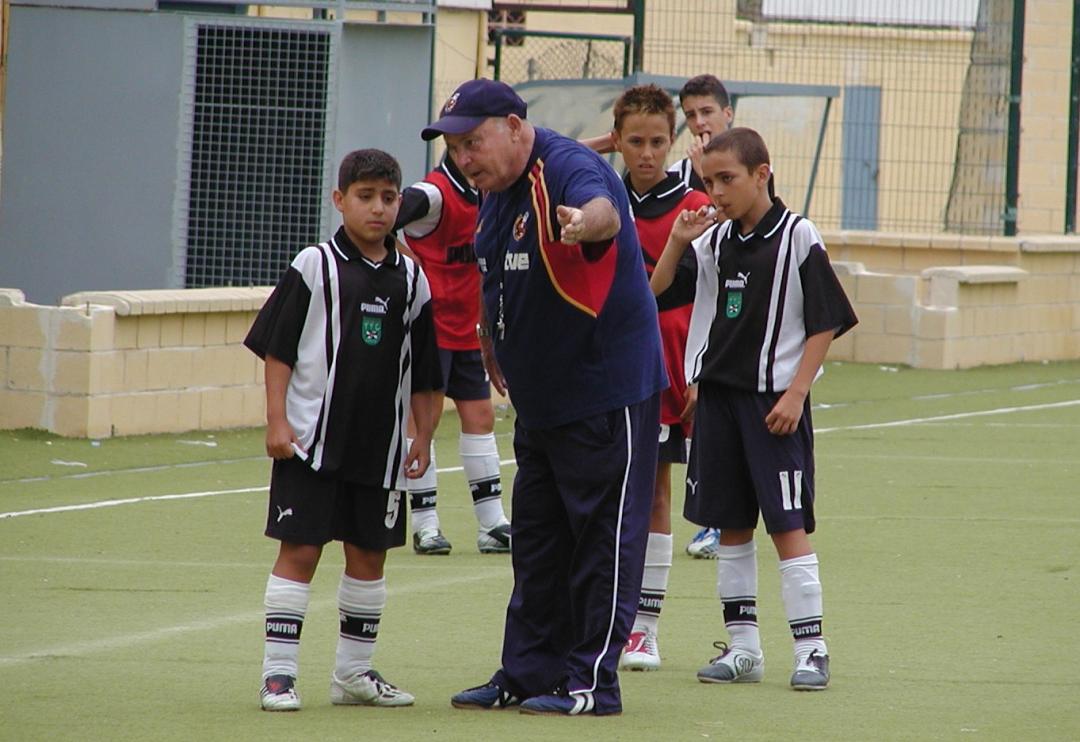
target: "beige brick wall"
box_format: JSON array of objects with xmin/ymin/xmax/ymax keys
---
[
  {"xmin": 0, "ymin": 288, "xmax": 270, "ymax": 438},
  {"xmin": 2, "ymin": 230, "xmax": 1079, "ymax": 437},
  {"xmin": 822, "ymin": 230, "xmax": 1080, "ymax": 368}
]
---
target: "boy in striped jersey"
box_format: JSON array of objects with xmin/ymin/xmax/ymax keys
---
[
  {"xmin": 610, "ymin": 84, "xmax": 712, "ymax": 671},
  {"xmin": 651, "ymin": 128, "xmax": 857, "ymax": 691},
  {"xmin": 244, "ymin": 149, "xmax": 441, "ymax": 711}
]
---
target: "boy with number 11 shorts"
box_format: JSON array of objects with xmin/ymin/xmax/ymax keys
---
[
  {"xmin": 244, "ymin": 149, "xmax": 441, "ymax": 711},
  {"xmin": 652, "ymin": 128, "xmax": 857, "ymax": 690}
]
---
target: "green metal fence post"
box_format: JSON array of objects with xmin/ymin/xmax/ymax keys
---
[
  {"xmin": 632, "ymin": 0, "xmax": 645, "ymax": 72},
  {"xmin": 1004, "ymin": 0, "xmax": 1026, "ymax": 236},
  {"xmin": 1065, "ymin": 0, "xmax": 1079, "ymax": 232}
]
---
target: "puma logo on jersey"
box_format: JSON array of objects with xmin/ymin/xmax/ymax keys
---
[
  {"xmin": 505, "ymin": 252, "xmax": 530, "ymax": 271},
  {"xmin": 725, "ymin": 273, "xmax": 749, "ymax": 289},
  {"xmin": 276, "ymin": 506, "xmax": 294, "ymax": 523},
  {"xmin": 360, "ymin": 296, "xmax": 390, "ymax": 315}
]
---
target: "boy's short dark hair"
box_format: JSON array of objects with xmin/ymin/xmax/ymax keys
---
[
  {"xmin": 338, "ymin": 149, "xmax": 402, "ymax": 193},
  {"xmin": 613, "ymin": 84, "xmax": 677, "ymax": 136},
  {"xmin": 678, "ymin": 74, "xmax": 731, "ymax": 109},
  {"xmin": 704, "ymin": 127, "xmax": 771, "ymax": 173}
]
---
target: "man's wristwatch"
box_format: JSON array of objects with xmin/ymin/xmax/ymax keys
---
[{"xmin": 476, "ymin": 322, "xmax": 491, "ymax": 338}]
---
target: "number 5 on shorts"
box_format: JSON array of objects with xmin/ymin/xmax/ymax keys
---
[{"xmin": 385, "ymin": 490, "xmax": 402, "ymax": 528}]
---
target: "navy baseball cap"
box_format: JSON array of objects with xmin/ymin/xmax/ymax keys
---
[{"xmin": 421, "ymin": 79, "xmax": 527, "ymax": 141}]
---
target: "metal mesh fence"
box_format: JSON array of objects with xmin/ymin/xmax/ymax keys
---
[
  {"xmin": 492, "ymin": 29, "xmax": 632, "ymax": 85},
  {"xmin": 640, "ymin": 0, "xmax": 1017, "ymax": 234},
  {"xmin": 180, "ymin": 23, "xmax": 332, "ymax": 288}
]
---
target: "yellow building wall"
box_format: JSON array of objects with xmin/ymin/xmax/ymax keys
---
[{"xmin": 1017, "ymin": 0, "xmax": 1073, "ymax": 234}]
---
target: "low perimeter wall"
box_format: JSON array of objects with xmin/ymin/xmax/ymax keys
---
[{"xmin": 1, "ymin": 231, "xmax": 1078, "ymax": 437}]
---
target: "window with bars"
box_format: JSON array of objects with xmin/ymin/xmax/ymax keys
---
[
  {"xmin": 182, "ymin": 24, "xmax": 332, "ymax": 288},
  {"xmin": 488, "ymin": 9, "xmax": 526, "ymax": 47}
]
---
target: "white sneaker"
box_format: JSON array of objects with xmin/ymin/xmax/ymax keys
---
[
  {"xmin": 620, "ymin": 627, "xmax": 661, "ymax": 671},
  {"xmin": 686, "ymin": 528, "xmax": 721, "ymax": 559},
  {"xmin": 330, "ymin": 669, "xmax": 415, "ymax": 706},
  {"xmin": 696, "ymin": 641, "xmax": 764, "ymax": 683},
  {"xmin": 260, "ymin": 674, "xmax": 301, "ymax": 711}
]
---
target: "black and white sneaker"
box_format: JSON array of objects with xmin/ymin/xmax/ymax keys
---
[
  {"xmin": 450, "ymin": 680, "xmax": 520, "ymax": 710},
  {"xmin": 413, "ymin": 528, "xmax": 452, "ymax": 555},
  {"xmin": 790, "ymin": 649, "xmax": 830, "ymax": 690},
  {"xmin": 260, "ymin": 674, "xmax": 301, "ymax": 711},
  {"xmin": 477, "ymin": 522, "xmax": 511, "ymax": 554}
]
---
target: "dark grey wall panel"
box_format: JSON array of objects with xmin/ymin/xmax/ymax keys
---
[
  {"xmin": 333, "ymin": 23, "xmax": 432, "ymax": 196},
  {"xmin": 0, "ymin": 7, "xmax": 185, "ymax": 304},
  {"xmin": 841, "ymin": 85, "xmax": 881, "ymax": 231}
]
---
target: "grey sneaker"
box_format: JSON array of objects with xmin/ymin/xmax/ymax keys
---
[
  {"xmin": 790, "ymin": 649, "xmax": 830, "ymax": 690},
  {"xmin": 697, "ymin": 641, "xmax": 764, "ymax": 683},
  {"xmin": 477, "ymin": 522, "xmax": 511, "ymax": 554},
  {"xmin": 413, "ymin": 527, "xmax": 452, "ymax": 555},
  {"xmin": 330, "ymin": 669, "xmax": 414, "ymax": 706},
  {"xmin": 260, "ymin": 674, "xmax": 301, "ymax": 711}
]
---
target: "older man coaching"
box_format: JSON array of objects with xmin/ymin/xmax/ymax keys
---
[{"xmin": 422, "ymin": 79, "xmax": 667, "ymax": 716}]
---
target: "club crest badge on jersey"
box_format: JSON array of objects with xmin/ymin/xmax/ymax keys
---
[
  {"xmin": 362, "ymin": 316, "xmax": 383, "ymax": 345},
  {"xmin": 726, "ymin": 291, "xmax": 743, "ymax": 318},
  {"xmin": 512, "ymin": 211, "xmax": 530, "ymax": 241}
]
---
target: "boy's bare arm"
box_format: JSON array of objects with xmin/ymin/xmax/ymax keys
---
[
  {"xmin": 651, "ymin": 205, "xmax": 716, "ymax": 296},
  {"xmin": 405, "ymin": 390, "xmax": 436, "ymax": 478},
  {"xmin": 264, "ymin": 354, "xmax": 300, "ymax": 458},
  {"xmin": 765, "ymin": 329, "xmax": 835, "ymax": 436},
  {"xmin": 579, "ymin": 132, "xmax": 615, "ymax": 155}
]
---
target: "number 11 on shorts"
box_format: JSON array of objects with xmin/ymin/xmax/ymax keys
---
[{"xmin": 778, "ymin": 471, "xmax": 804, "ymax": 511}]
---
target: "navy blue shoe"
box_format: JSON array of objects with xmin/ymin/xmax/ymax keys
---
[
  {"xmin": 450, "ymin": 680, "xmax": 520, "ymax": 710},
  {"xmin": 519, "ymin": 690, "xmax": 619, "ymax": 716}
]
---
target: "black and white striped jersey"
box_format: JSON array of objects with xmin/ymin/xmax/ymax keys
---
[
  {"xmin": 245, "ymin": 227, "xmax": 441, "ymax": 488},
  {"xmin": 667, "ymin": 156, "xmax": 706, "ymax": 193},
  {"xmin": 676, "ymin": 199, "xmax": 857, "ymax": 393}
]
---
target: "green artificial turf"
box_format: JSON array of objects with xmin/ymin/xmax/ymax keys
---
[{"xmin": 3, "ymin": 362, "xmax": 1079, "ymax": 741}]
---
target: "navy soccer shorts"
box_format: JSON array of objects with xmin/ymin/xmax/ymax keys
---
[
  {"xmin": 438, "ymin": 347, "xmax": 491, "ymax": 402},
  {"xmin": 683, "ymin": 382, "xmax": 816, "ymax": 535},
  {"xmin": 266, "ymin": 456, "xmax": 407, "ymax": 549}
]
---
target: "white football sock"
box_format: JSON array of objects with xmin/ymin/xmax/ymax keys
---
[
  {"xmin": 262, "ymin": 573, "xmax": 310, "ymax": 680},
  {"xmin": 459, "ymin": 432, "xmax": 507, "ymax": 530},
  {"xmin": 779, "ymin": 553, "xmax": 827, "ymax": 662},
  {"xmin": 716, "ymin": 541, "xmax": 761, "ymax": 653},
  {"xmin": 406, "ymin": 438, "xmax": 439, "ymax": 532},
  {"xmin": 635, "ymin": 532, "xmax": 672, "ymax": 634},
  {"xmin": 335, "ymin": 574, "xmax": 386, "ymax": 679}
]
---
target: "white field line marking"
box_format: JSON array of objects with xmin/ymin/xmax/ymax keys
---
[
  {"xmin": 828, "ymin": 453, "xmax": 1077, "ymax": 466},
  {"xmin": 4, "ymin": 398, "xmax": 1077, "ymax": 521},
  {"xmin": 821, "ymin": 514, "xmax": 1080, "ymax": 525},
  {"xmin": 0, "ymin": 570, "xmax": 503, "ymax": 668},
  {"xmin": 815, "ymin": 398, "xmax": 1080, "ymax": 434},
  {"xmin": 0, "ymin": 556, "xmax": 505, "ymax": 570},
  {"xmin": 0, "ymin": 459, "xmax": 519, "ymax": 520},
  {"xmin": 1, "ymin": 431, "xmax": 522, "ymax": 486}
]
